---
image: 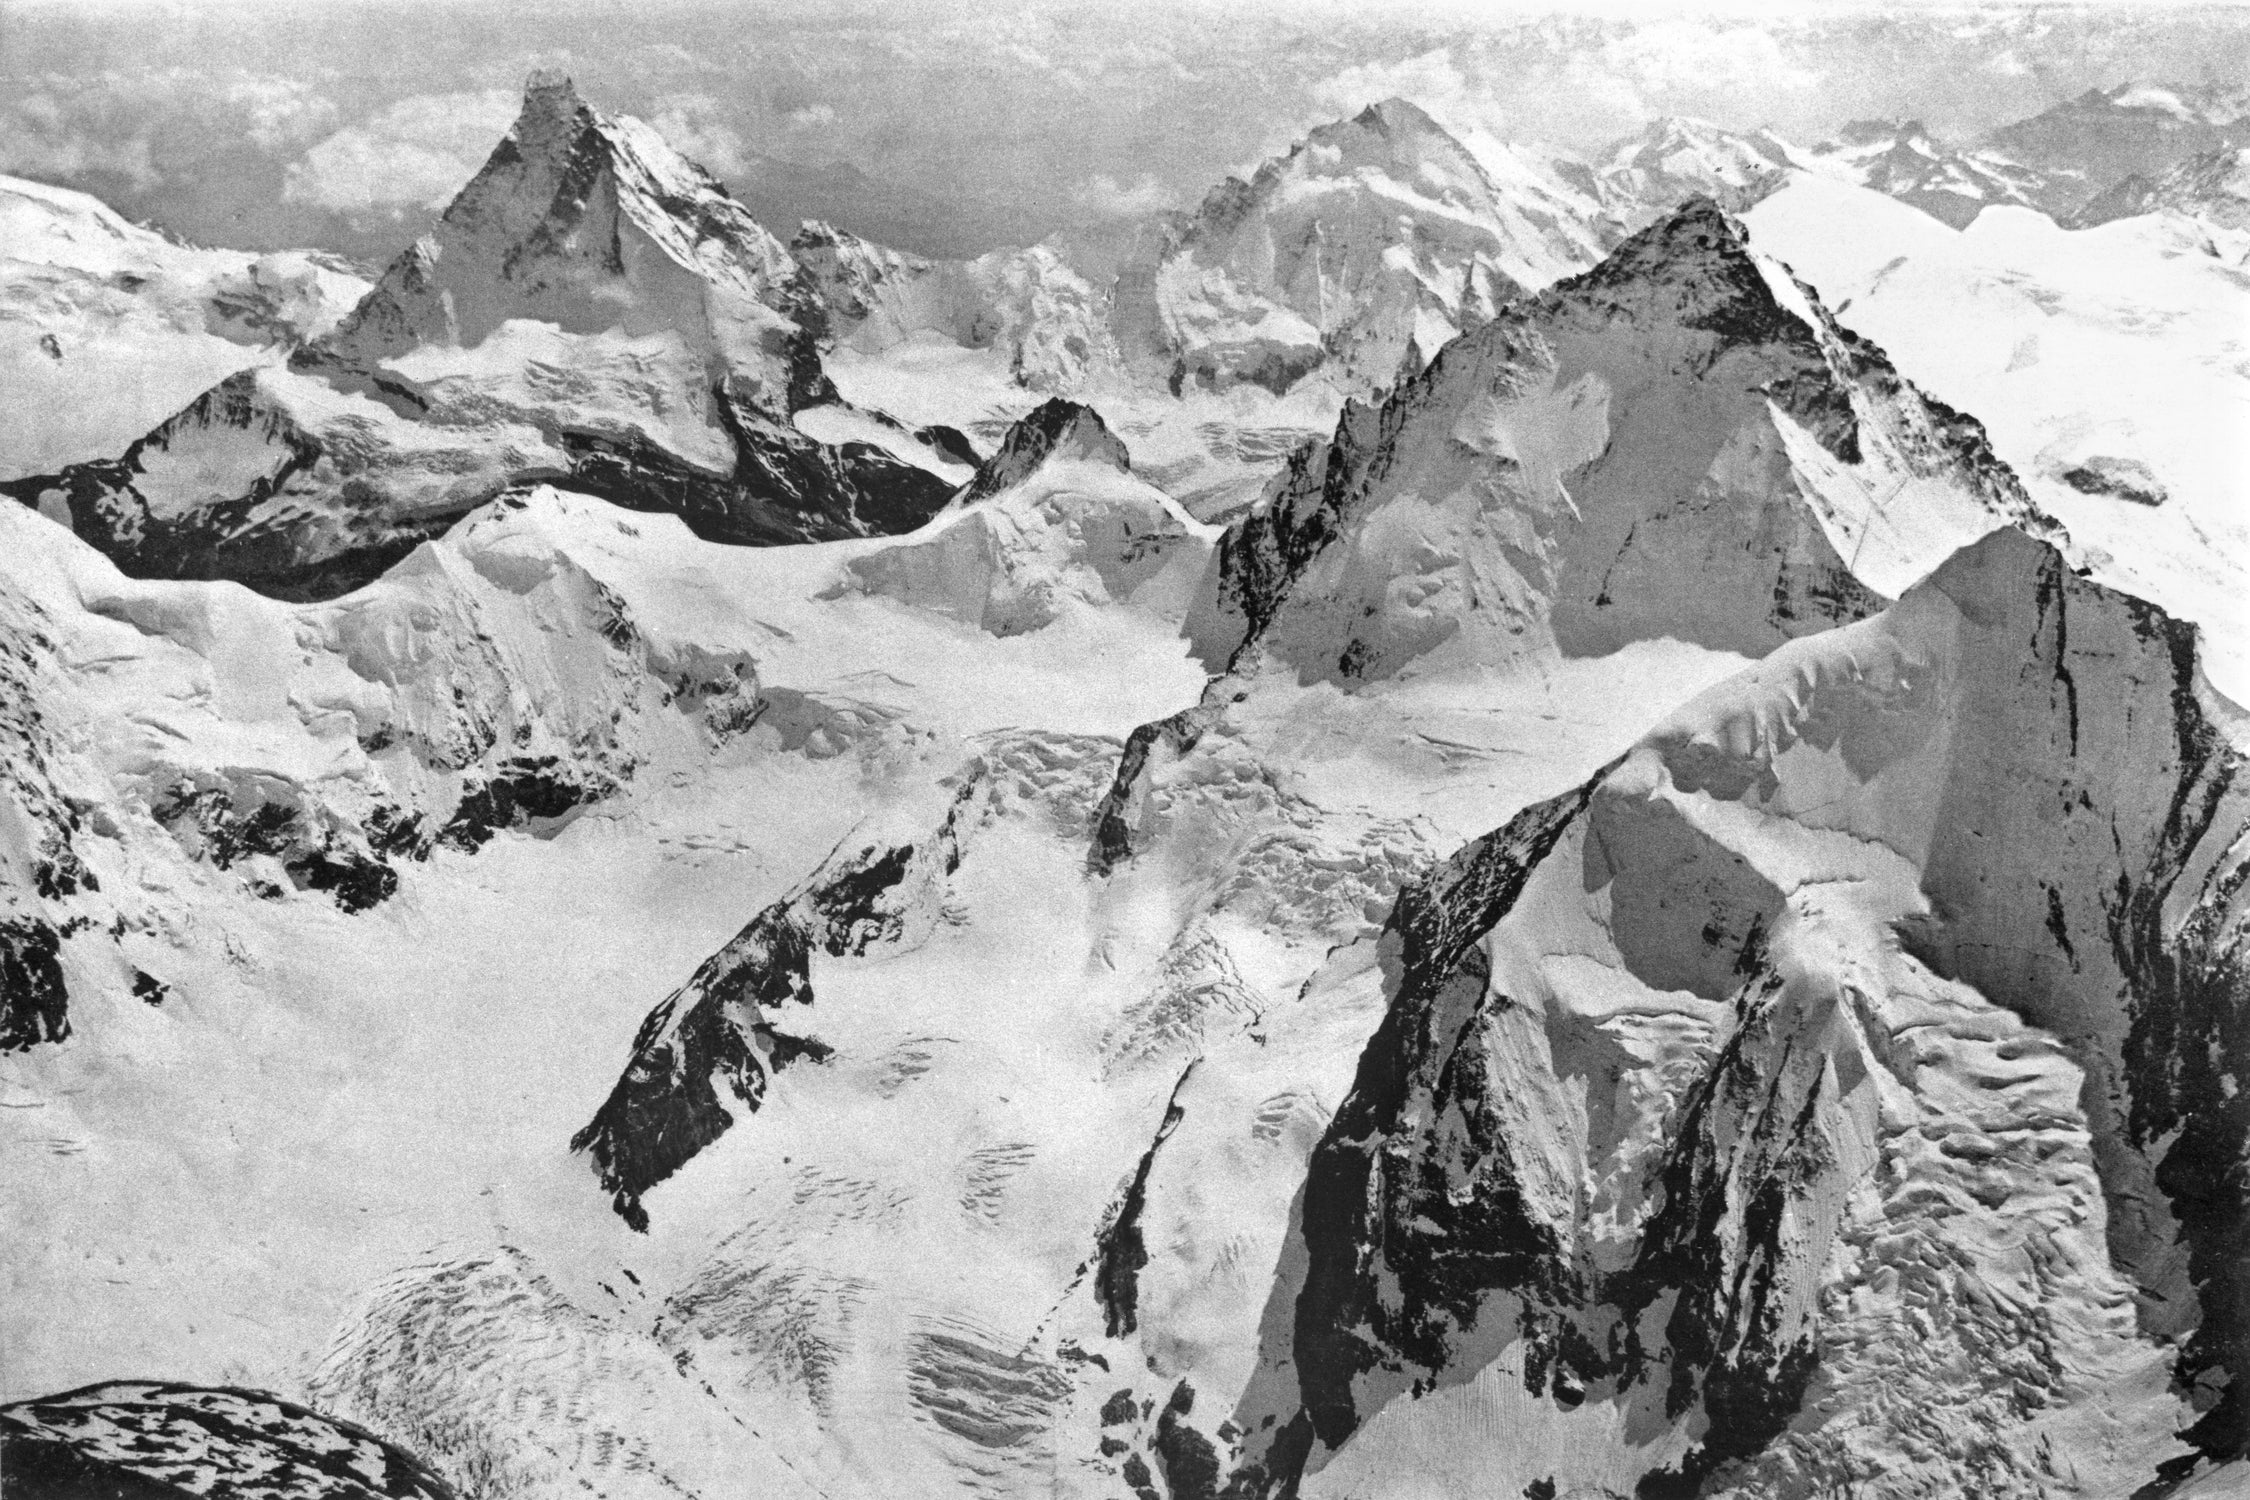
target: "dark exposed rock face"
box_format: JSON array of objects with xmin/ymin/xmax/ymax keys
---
[
  {"xmin": 435, "ymin": 756, "xmax": 618, "ymax": 853},
  {"xmin": 1196, "ymin": 198, "xmax": 2040, "ymax": 687},
  {"xmin": 1, "ymin": 917, "xmax": 69, "ymax": 1052},
  {"xmin": 958, "ymin": 398, "xmax": 1131, "ymax": 508},
  {"xmin": 0, "ymin": 1381, "xmax": 457, "ymax": 1500},
  {"xmin": 1229, "ymin": 527, "xmax": 2249, "ymax": 1495},
  {"xmin": 2, "ymin": 371, "xmax": 953, "ymax": 605},
  {"xmin": 0, "ymin": 373, "xmax": 443, "ymax": 602},
  {"xmin": 1090, "ymin": 704, "xmax": 1219, "ymax": 873},
  {"xmin": 152, "ymin": 777, "xmax": 401, "ymax": 912},
  {"xmin": 573, "ymin": 791, "xmax": 972, "ymax": 1230},
  {"xmin": 2061, "ymin": 453, "xmax": 2169, "ymax": 507},
  {"xmin": 1095, "ymin": 1064, "xmax": 1195, "ymax": 1337},
  {"xmin": 1283, "ymin": 780, "xmax": 1608, "ymax": 1462}
]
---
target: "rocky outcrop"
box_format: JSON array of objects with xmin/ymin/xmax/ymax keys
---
[
  {"xmin": 957, "ymin": 398, "xmax": 1131, "ymax": 506},
  {"xmin": 571, "ymin": 729, "xmax": 1131, "ymax": 1229},
  {"xmin": 1196, "ymin": 197, "xmax": 2042, "ymax": 687},
  {"xmin": 1230, "ymin": 525, "xmax": 2249, "ymax": 1496},
  {"xmin": 3, "ymin": 76, "xmax": 951, "ymax": 599},
  {"xmin": 0, "ymin": 916, "xmax": 68, "ymax": 1052},
  {"xmin": 574, "ymin": 786, "xmax": 972, "ymax": 1229},
  {"xmin": 0, "ymin": 1381, "xmax": 456, "ymax": 1500}
]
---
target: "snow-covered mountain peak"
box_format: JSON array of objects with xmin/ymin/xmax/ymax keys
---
[
  {"xmin": 7, "ymin": 83, "xmax": 962, "ymax": 596},
  {"xmin": 1805, "ymin": 118, "xmax": 2055, "ymax": 228},
  {"xmin": 309, "ymin": 72, "xmax": 813, "ymax": 417},
  {"xmin": 1600, "ymin": 115, "xmax": 1801, "ymax": 207},
  {"xmin": 1196, "ymin": 195, "xmax": 2041, "ymax": 686},
  {"xmin": 958, "ymin": 398, "xmax": 1131, "ymax": 505},
  {"xmin": 1116, "ymin": 99, "xmax": 1617, "ymax": 401},
  {"xmin": 1285, "ymin": 96, "xmax": 1480, "ymax": 189},
  {"xmin": 832, "ymin": 398, "xmax": 1205, "ymax": 639},
  {"xmin": 1981, "ymin": 80, "xmax": 2250, "ymax": 218}
]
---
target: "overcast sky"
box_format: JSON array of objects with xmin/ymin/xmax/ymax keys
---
[{"xmin": 7, "ymin": 0, "xmax": 2249, "ymax": 263}]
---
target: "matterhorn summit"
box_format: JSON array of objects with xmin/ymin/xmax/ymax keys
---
[
  {"xmin": 307, "ymin": 71, "xmax": 820, "ymax": 412},
  {"xmin": 3, "ymin": 75, "xmax": 956, "ymax": 597}
]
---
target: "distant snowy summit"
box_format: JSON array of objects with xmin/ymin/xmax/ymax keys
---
[
  {"xmin": 1198, "ymin": 196, "xmax": 2044, "ymax": 689},
  {"xmin": 3, "ymin": 74, "xmax": 959, "ymax": 598}
]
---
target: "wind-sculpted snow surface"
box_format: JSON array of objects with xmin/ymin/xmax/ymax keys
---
[
  {"xmin": 1227, "ymin": 527, "xmax": 2248, "ymax": 1498},
  {"xmin": 3, "ymin": 75, "xmax": 952, "ymax": 597},
  {"xmin": 0, "ymin": 490, "xmax": 759, "ymax": 1051},
  {"xmin": 1198, "ymin": 198, "xmax": 2041, "ymax": 688}
]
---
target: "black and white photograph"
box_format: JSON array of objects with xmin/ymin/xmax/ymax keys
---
[{"xmin": 1, "ymin": 0, "xmax": 2246, "ymax": 1495}]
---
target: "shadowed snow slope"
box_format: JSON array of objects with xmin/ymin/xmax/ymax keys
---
[
  {"xmin": 1982, "ymin": 81, "xmax": 2250, "ymax": 217},
  {"xmin": 1746, "ymin": 171, "xmax": 2250, "ymax": 701},
  {"xmin": 2, "ymin": 76, "xmax": 953, "ymax": 599},
  {"xmin": 1194, "ymin": 198, "xmax": 2041, "ymax": 689},
  {"xmin": 1225, "ymin": 525, "xmax": 2249, "ymax": 1498}
]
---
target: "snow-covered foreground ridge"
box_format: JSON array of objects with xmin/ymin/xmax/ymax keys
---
[{"xmin": 1234, "ymin": 526, "xmax": 2250, "ymax": 1498}]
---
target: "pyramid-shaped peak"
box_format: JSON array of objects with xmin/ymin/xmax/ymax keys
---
[
  {"xmin": 1550, "ymin": 195, "xmax": 1836, "ymax": 352},
  {"xmin": 1297, "ymin": 97, "xmax": 1475, "ymax": 172},
  {"xmin": 959, "ymin": 399, "xmax": 1131, "ymax": 505},
  {"xmin": 1348, "ymin": 97, "xmax": 1445, "ymax": 137}
]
